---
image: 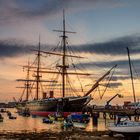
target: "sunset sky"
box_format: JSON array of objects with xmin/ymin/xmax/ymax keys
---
[{"xmin": 0, "ymin": 0, "xmax": 140, "ymax": 103}]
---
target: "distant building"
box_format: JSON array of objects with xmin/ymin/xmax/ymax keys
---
[
  {"xmin": 0, "ymin": 102, "xmax": 16, "ymax": 108},
  {"xmin": 0, "ymin": 102, "xmax": 7, "ymax": 108}
]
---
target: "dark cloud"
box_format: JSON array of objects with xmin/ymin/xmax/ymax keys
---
[
  {"xmin": 1, "ymin": 33, "xmax": 140, "ymax": 79},
  {"xmin": 76, "ymin": 58, "xmax": 140, "ymax": 76},
  {"xmin": 0, "ymin": 39, "xmax": 33, "ymax": 58},
  {"xmin": 0, "ymin": 0, "xmax": 123, "ymax": 25},
  {"xmin": 111, "ymin": 75, "xmax": 139, "ymax": 82},
  {"xmin": 0, "ymin": 39, "xmax": 55, "ymax": 58},
  {"xmin": 109, "ymin": 75, "xmax": 130, "ymax": 81},
  {"xmin": 72, "ymin": 34, "xmax": 140, "ymax": 55},
  {"xmin": 78, "ymin": 58, "xmax": 140, "ymax": 69},
  {"xmin": 104, "ymin": 82, "xmax": 123, "ymax": 88},
  {"xmin": 1, "ymin": 33, "xmax": 140, "ymax": 61}
]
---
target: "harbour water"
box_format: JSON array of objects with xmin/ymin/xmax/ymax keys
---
[
  {"xmin": 0, "ymin": 108, "xmax": 62, "ymax": 133},
  {"xmin": 0, "ymin": 108, "xmax": 112, "ymax": 133},
  {"xmin": 1, "ymin": 96, "xmax": 139, "ymax": 133}
]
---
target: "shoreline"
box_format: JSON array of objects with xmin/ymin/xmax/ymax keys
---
[{"xmin": 0, "ymin": 130, "xmax": 123, "ymax": 140}]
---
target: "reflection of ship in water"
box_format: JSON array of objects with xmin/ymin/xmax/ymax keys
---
[{"xmin": 16, "ymin": 11, "xmax": 116, "ymax": 117}]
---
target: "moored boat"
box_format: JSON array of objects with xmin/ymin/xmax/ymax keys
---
[
  {"xmin": 42, "ymin": 118, "xmax": 53, "ymax": 124},
  {"xmin": 107, "ymin": 116, "xmax": 140, "ymax": 134},
  {"xmin": 0, "ymin": 114, "xmax": 3, "ymax": 122},
  {"xmin": 63, "ymin": 114, "xmax": 90, "ymax": 129}
]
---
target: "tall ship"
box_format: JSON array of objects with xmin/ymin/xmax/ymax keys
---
[{"xmin": 16, "ymin": 11, "xmax": 116, "ymax": 117}]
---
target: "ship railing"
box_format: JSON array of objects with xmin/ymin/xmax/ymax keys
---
[{"xmin": 108, "ymin": 121, "xmax": 140, "ymax": 127}]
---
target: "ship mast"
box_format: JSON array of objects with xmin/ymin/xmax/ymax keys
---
[
  {"xmin": 17, "ymin": 38, "xmax": 58, "ymax": 101},
  {"xmin": 26, "ymin": 60, "xmax": 30, "ymax": 100},
  {"xmin": 62, "ymin": 10, "xmax": 66, "ymax": 98},
  {"xmin": 53, "ymin": 10, "xmax": 76, "ymax": 97},
  {"xmin": 127, "ymin": 47, "xmax": 136, "ymax": 103},
  {"xmin": 36, "ymin": 36, "xmax": 41, "ymax": 99},
  {"xmin": 16, "ymin": 60, "xmax": 31, "ymax": 101}
]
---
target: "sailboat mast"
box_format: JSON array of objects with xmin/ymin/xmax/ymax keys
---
[
  {"xmin": 127, "ymin": 47, "xmax": 136, "ymax": 103},
  {"xmin": 62, "ymin": 10, "xmax": 66, "ymax": 98},
  {"xmin": 36, "ymin": 36, "xmax": 41, "ymax": 99}
]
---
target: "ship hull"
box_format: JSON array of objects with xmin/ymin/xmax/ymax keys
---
[{"xmin": 16, "ymin": 96, "xmax": 91, "ymax": 117}]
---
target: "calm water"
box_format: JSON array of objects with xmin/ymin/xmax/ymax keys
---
[{"xmin": 0, "ymin": 108, "xmax": 112, "ymax": 133}]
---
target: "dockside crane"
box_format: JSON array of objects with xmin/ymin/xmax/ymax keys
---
[{"xmin": 105, "ymin": 93, "xmax": 123, "ymax": 108}]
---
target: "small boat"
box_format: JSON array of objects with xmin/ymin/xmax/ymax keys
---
[
  {"xmin": 48, "ymin": 114, "xmax": 56, "ymax": 121},
  {"xmin": 0, "ymin": 114, "xmax": 3, "ymax": 122},
  {"xmin": 9, "ymin": 115, "xmax": 17, "ymax": 119},
  {"xmin": 65, "ymin": 114, "xmax": 90, "ymax": 129},
  {"xmin": 17, "ymin": 109, "xmax": 30, "ymax": 117},
  {"xmin": 0, "ymin": 118, "xmax": 3, "ymax": 122},
  {"xmin": 8, "ymin": 113, "xmax": 16, "ymax": 119},
  {"xmin": 55, "ymin": 112, "xmax": 64, "ymax": 121},
  {"xmin": 56, "ymin": 117, "xmax": 64, "ymax": 121},
  {"xmin": 68, "ymin": 114, "xmax": 90, "ymax": 123},
  {"xmin": 72, "ymin": 122, "xmax": 87, "ymax": 129},
  {"xmin": 42, "ymin": 118, "xmax": 53, "ymax": 124},
  {"xmin": 32, "ymin": 114, "xmax": 37, "ymax": 118},
  {"xmin": 107, "ymin": 116, "xmax": 140, "ymax": 134},
  {"xmin": 63, "ymin": 119, "xmax": 73, "ymax": 128},
  {"xmin": 0, "ymin": 108, "xmax": 6, "ymax": 113},
  {"xmin": 7, "ymin": 111, "xmax": 12, "ymax": 116},
  {"xmin": 48, "ymin": 113, "xmax": 64, "ymax": 121}
]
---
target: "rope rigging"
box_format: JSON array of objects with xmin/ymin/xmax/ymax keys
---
[
  {"xmin": 100, "ymin": 66, "xmax": 117, "ymax": 99},
  {"xmin": 66, "ymin": 74, "xmax": 79, "ymax": 96}
]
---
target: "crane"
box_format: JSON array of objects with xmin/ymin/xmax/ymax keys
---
[{"xmin": 105, "ymin": 93, "xmax": 123, "ymax": 108}]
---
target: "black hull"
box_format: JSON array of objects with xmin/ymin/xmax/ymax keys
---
[{"xmin": 17, "ymin": 96, "xmax": 91, "ymax": 112}]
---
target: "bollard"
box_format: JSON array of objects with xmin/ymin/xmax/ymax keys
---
[
  {"xmin": 92, "ymin": 112, "xmax": 99, "ymax": 126},
  {"xmin": 103, "ymin": 112, "xmax": 106, "ymax": 119}
]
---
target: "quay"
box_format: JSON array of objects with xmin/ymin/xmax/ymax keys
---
[{"xmin": 83, "ymin": 105, "xmax": 140, "ymax": 119}]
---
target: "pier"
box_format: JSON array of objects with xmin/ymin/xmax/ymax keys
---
[{"xmin": 83, "ymin": 105, "xmax": 140, "ymax": 119}]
